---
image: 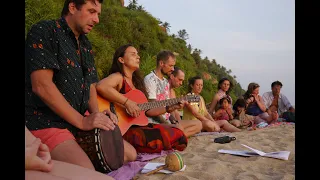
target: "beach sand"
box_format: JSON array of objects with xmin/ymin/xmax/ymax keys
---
[{"xmin": 135, "ymin": 123, "xmax": 295, "ymax": 180}]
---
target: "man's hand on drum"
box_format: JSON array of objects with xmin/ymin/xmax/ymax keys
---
[
  {"xmin": 82, "ymin": 112, "xmax": 117, "ymax": 131},
  {"xmin": 102, "ymin": 109, "xmax": 118, "ymax": 124}
]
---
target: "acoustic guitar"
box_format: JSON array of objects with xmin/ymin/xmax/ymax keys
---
[{"xmin": 97, "ymin": 89, "xmax": 200, "ymax": 135}]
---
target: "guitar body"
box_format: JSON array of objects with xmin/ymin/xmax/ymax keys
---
[{"xmin": 97, "ymin": 89, "xmax": 149, "ymax": 135}]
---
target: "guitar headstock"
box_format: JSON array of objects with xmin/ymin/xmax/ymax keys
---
[{"xmin": 185, "ymin": 93, "xmax": 200, "ymax": 103}]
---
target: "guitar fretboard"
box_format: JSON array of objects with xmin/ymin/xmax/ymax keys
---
[{"xmin": 138, "ymin": 96, "xmax": 196, "ymax": 111}]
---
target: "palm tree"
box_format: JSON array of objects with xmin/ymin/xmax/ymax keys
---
[
  {"xmin": 177, "ymin": 29, "xmax": 189, "ymax": 40},
  {"xmin": 127, "ymin": 0, "xmax": 138, "ymax": 10},
  {"xmin": 161, "ymin": 21, "xmax": 171, "ymax": 32}
]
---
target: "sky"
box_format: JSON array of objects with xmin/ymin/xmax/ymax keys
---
[{"xmin": 124, "ymin": 0, "xmax": 295, "ymax": 105}]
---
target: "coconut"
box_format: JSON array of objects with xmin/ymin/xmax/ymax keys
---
[{"xmin": 165, "ymin": 152, "xmax": 184, "ymax": 171}]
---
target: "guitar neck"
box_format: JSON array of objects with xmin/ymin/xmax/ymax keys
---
[{"xmin": 138, "ymin": 97, "xmax": 186, "ymax": 111}]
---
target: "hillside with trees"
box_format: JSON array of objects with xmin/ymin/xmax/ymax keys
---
[{"xmin": 25, "ymin": 0, "xmax": 246, "ymax": 104}]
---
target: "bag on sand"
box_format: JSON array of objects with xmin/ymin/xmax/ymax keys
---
[{"xmin": 282, "ymin": 112, "xmax": 295, "ymax": 122}]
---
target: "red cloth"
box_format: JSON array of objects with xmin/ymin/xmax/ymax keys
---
[{"xmin": 123, "ymin": 124, "xmax": 188, "ymax": 153}]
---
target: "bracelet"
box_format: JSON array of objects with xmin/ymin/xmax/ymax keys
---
[{"xmin": 123, "ymin": 98, "xmax": 129, "ymax": 106}]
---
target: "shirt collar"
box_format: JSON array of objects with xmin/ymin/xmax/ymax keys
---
[{"xmin": 57, "ymin": 17, "xmax": 86, "ymax": 42}]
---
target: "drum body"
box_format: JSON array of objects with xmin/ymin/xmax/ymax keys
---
[{"xmin": 76, "ymin": 126, "xmax": 124, "ymax": 173}]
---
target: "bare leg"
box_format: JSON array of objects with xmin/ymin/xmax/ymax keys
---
[
  {"xmin": 123, "ymin": 139, "xmax": 137, "ymax": 163},
  {"xmin": 179, "ymin": 120, "xmax": 202, "ymax": 137},
  {"xmin": 254, "ymin": 116, "xmax": 266, "ymax": 124},
  {"xmin": 215, "ymin": 120, "xmax": 241, "ymax": 132},
  {"xmin": 51, "ymin": 140, "xmax": 95, "ymax": 170},
  {"xmin": 201, "ymin": 120, "xmax": 220, "ymax": 132},
  {"xmin": 259, "ymin": 112, "xmax": 278, "ymax": 124},
  {"xmin": 26, "ymin": 170, "xmax": 68, "ymax": 180},
  {"xmin": 229, "ymin": 119, "xmax": 241, "ymax": 128},
  {"xmin": 26, "ymin": 160, "xmax": 115, "ymax": 180}
]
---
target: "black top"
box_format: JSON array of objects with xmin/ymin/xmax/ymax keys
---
[{"xmin": 25, "ymin": 17, "xmax": 98, "ymax": 135}]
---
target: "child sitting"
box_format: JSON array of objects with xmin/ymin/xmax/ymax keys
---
[
  {"xmin": 212, "ymin": 97, "xmax": 234, "ymax": 121},
  {"xmin": 230, "ymin": 98, "xmax": 267, "ymax": 129},
  {"xmin": 229, "ymin": 98, "xmax": 254, "ymax": 129}
]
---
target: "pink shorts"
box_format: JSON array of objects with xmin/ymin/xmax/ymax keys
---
[{"xmin": 30, "ymin": 128, "xmax": 75, "ymax": 152}]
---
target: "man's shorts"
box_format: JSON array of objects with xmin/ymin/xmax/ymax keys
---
[{"xmin": 31, "ymin": 128, "xmax": 75, "ymax": 152}]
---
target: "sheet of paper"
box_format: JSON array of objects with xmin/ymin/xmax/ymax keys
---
[
  {"xmin": 141, "ymin": 162, "xmax": 186, "ymax": 174},
  {"xmin": 263, "ymin": 151, "xmax": 291, "ymax": 160},
  {"xmin": 241, "ymin": 144, "xmax": 266, "ymax": 156},
  {"xmin": 218, "ymin": 149, "xmax": 259, "ymax": 157},
  {"xmin": 218, "ymin": 144, "xmax": 290, "ymax": 160}
]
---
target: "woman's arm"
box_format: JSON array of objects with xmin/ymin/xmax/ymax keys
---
[
  {"xmin": 88, "ymin": 83, "xmax": 99, "ymax": 113},
  {"xmin": 96, "ymin": 73, "xmax": 127, "ymax": 105},
  {"xmin": 96, "ymin": 73, "xmax": 140, "ymax": 117},
  {"xmin": 208, "ymin": 95, "xmax": 218, "ymax": 115},
  {"xmin": 255, "ymin": 95, "xmax": 267, "ymax": 112}
]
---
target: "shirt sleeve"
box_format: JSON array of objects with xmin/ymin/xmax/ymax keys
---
[
  {"xmin": 144, "ymin": 75, "xmax": 157, "ymax": 99},
  {"xmin": 262, "ymin": 92, "xmax": 271, "ymax": 108},
  {"xmin": 281, "ymin": 94, "xmax": 292, "ymax": 110},
  {"xmin": 25, "ymin": 22, "xmax": 60, "ymax": 76}
]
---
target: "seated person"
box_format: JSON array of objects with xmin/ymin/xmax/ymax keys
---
[
  {"xmin": 168, "ymin": 66, "xmax": 203, "ymax": 137},
  {"xmin": 212, "ymin": 97, "xmax": 234, "ymax": 121},
  {"xmin": 25, "ymin": 126, "xmax": 114, "ymax": 180},
  {"xmin": 208, "ymin": 77, "xmax": 233, "ymax": 116},
  {"xmin": 262, "ymin": 81, "xmax": 295, "ymax": 122},
  {"xmin": 230, "ymin": 98, "xmax": 265, "ymax": 129},
  {"xmin": 182, "ymin": 76, "xmax": 241, "ymax": 132},
  {"xmin": 96, "ymin": 45, "xmax": 188, "ymax": 153},
  {"xmin": 242, "ymin": 82, "xmax": 278, "ymax": 124}
]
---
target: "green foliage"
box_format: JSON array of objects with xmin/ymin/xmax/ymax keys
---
[
  {"xmin": 25, "ymin": 0, "xmax": 64, "ymax": 37},
  {"xmin": 25, "ymin": 0, "xmax": 245, "ymax": 105}
]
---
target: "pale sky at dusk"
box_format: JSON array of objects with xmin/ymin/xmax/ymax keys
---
[{"xmin": 124, "ymin": 0, "xmax": 295, "ymax": 105}]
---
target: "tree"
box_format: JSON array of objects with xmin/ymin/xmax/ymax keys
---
[
  {"xmin": 177, "ymin": 29, "xmax": 189, "ymax": 40},
  {"xmin": 137, "ymin": 5, "xmax": 144, "ymax": 11},
  {"xmin": 127, "ymin": 0, "xmax": 138, "ymax": 10},
  {"xmin": 161, "ymin": 21, "xmax": 171, "ymax": 32},
  {"xmin": 187, "ymin": 44, "xmax": 192, "ymax": 52}
]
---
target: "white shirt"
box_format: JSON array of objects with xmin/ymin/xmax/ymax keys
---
[
  {"xmin": 262, "ymin": 91, "xmax": 293, "ymax": 115},
  {"xmin": 144, "ymin": 71, "xmax": 170, "ymax": 123}
]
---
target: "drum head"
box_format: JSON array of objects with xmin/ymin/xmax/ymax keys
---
[{"xmin": 100, "ymin": 125, "xmax": 124, "ymax": 170}]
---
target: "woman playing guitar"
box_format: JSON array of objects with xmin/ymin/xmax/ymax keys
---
[{"xmin": 96, "ymin": 44, "xmax": 188, "ymax": 154}]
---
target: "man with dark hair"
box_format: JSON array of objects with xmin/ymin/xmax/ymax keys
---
[
  {"xmin": 25, "ymin": 0, "xmax": 118, "ymax": 170},
  {"xmin": 144, "ymin": 50, "xmax": 177, "ymax": 124},
  {"xmin": 168, "ymin": 67, "xmax": 202, "ymax": 137},
  {"xmin": 262, "ymin": 80, "xmax": 295, "ymax": 118}
]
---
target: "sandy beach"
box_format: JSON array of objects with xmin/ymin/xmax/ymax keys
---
[{"xmin": 135, "ymin": 123, "xmax": 295, "ymax": 180}]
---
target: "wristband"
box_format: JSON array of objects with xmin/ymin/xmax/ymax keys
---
[{"xmin": 123, "ymin": 98, "xmax": 129, "ymax": 106}]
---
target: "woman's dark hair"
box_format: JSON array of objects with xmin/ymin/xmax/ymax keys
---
[
  {"xmin": 243, "ymin": 82, "xmax": 260, "ymax": 100},
  {"xmin": 188, "ymin": 76, "xmax": 202, "ymax": 92},
  {"xmin": 109, "ymin": 44, "xmax": 148, "ymax": 97},
  {"xmin": 61, "ymin": 0, "xmax": 104, "ymax": 17},
  {"xmin": 218, "ymin": 77, "xmax": 233, "ymax": 95}
]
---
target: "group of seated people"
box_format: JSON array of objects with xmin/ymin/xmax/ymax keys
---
[
  {"xmin": 25, "ymin": 0, "xmax": 295, "ymax": 178},
  {"xmin": 208, "ymin": 79, "xmax": 295, "ymax": 129}
]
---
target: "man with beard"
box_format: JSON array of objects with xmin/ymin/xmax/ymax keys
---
[{"xmin": 144, "ymin": 50, "xmax": 178, "ymax": 124}]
